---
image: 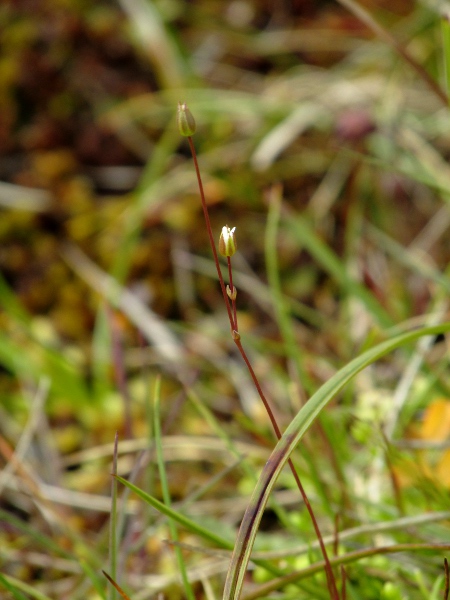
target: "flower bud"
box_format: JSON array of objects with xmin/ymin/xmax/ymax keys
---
[
  {"xmin": 177, "ymin": 102, "xmax": 196, "ymax": 137},
  {"xmin": 219, "ymin": 226, "xmax": 237, "ymax": 257},
  {"xmin": 226, "ymin": 285, "xmax": 237, "ymax": 300}
]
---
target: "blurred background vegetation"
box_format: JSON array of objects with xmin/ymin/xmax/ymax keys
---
[{"xmin": 2, "ymin": 0, "xmax": 450, "ymax": 598}]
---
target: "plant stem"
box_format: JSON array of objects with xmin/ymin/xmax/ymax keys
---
[
  {"xmin": 442, "ymin": 14, "xmax": 450, "ymax": 106},
  {"xmin": 153, "ymin": 376, "xmax": 196, "ymax": 600},
  {"xmin": 186, "ymin": 134, "xmax": 339, "ymax": 600},
  {"xmin": 234, "ymin": 338, "xmax": 339, "ymax": 600},
  {"xmin": 337, "ymin": 0, "xmax": 448, "ymax": 107},
  {"xmin": 109, "ymin": 431, "xmax": 119, "ymax": 600},
  {"xmin": 228, "ymin": 257, "xmax": 238, "ymax": 331},
  {"xmin": 187, "ymin": 136, "xmax": 234, "ymax": 330}
]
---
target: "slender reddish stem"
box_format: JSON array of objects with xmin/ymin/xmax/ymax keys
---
[
  {"xmin": 340, "ymin": 566, "xmax": 347, "ymax": 600},
  {"xmin": 188, "ymin": 136, "xmax": 234, "ymax": 330},
  {"xmin": 187, "ymin": 134, "xmax": 339, "ymax": 600},
  {"xmin": 227, "ymin": 257, "xmax": 238, "ymax": 331},
  {"xmin": 234, "ymin": 338, "xmax": 339, "ymax": 600}
]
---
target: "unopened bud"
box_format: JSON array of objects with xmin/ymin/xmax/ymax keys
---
[
  {"xmin": 177, "ymin": 102, "xmax": 196, "ymax": 137},
  {"xmin": 219, "ymin": 226, "xmax": 237, "ymax": 257},
  {"xmin": 227, "ymin": 285, "xmax": 237, "ymax": 300}
]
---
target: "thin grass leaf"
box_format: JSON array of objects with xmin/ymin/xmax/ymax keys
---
[
  {"xmin": 442, "ymin": 15, "xmax": 450, "ymax": 103},
  {"xmin": 282, "ymin": 208, "xmax": 394, "ymax": 328},
  {"xmin": 0, "ymin": 511, "xmax": 106, "ymax": 599},
  {"xmin": 0, "ymin": 573, "xmax": 53, "ymax": 600},
  {"xmin": 110, "ymin": 119, "xmax": 181, "ymax": 284},
  {"xmin": 0, "ymin": 273, "xmax": 32, "ymax": 325},
  {"xmin": 62, "ymin": 244, "xmax": 183, "ymax": 364},
  {"xmin": 116, "ymin": 0, "xmax": 186, "ymax": 89},
  {"xmin": 109, "ymin": 432, "xmax": 119, "ymax": 600},
  {"xmin": 336, "ymin": 0, "xmax": 448, "ymax": 106},
  {"xmin": 0, "ymin": 331, "xmax": 42, "ymax": 384},
  {"xmin": 186, "ymin": 389, "xmax": 256, "ymax": 482},
  {"xmin": 153, "ymin": 376, "xmax": 196, "ymax": 600},
  {"xmin": 223, "ymin": 321, "xmax": 450, "ymax": 600},
  {"xmin": 241, "ymin": 543, "xmax": 450, "ymax": 600},
  {"xmin": 116, "ymin": 475, "xmax": 234, "ymax": 550},
  {"xmin": 80, "ymin": 559, "xmax": 108, "ymax": 600},
  {"xmin": 252, "ymin": 509, "xmax": 450, "ymax": 560},
  {"xmin": 91, "ymin": 304, "xmax": 113, "ymax": 402},
  {"xmin": 368, "ymin": 224, "xmax": 450, "ymax": 295},
  {"xmin": 341, "ymin": 146, "xmax": 450, "ymax": 197},
  {"xmin": 0, "ymin": 573, "xmax": 29, "ymax": 600},
  {"xmin": 188, "ymin": 389, "xmax": 299, "ymax": 533},
  {"xmin": 115, "ymin": 475, "xmax": 290, "ymax": 581},
  {"xmin": 265, "ymin": 185, "xmax": 313, "ymax": 394},
  {"xmin": 142, "ymin": 368, "xmax": 157, "ymax": 544},
  {"xmin": 116, "ymin": 475, "xmax": 233, "ymax": 550},
  {"xmin": 0, "ymin": 330, "xmax": 89, "ymax": 405},
  {"xmin": 0, "ymin": 275, "xmax": 89, "ymax": 402}
]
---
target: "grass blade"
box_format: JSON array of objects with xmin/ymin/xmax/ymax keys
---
[
  {"xmin": 108, "ymin": 432, "xmax": 119, "ymax": 600},
  {"xmin": 336, "ymin": 0, "xmax": 448, "ymax": 106},
  {"xmin": 0, "ymin": 573, "xmax": 53, "ymax": 600},
  {"xmin": 241, "ymin": 542, "xmax": 450, "ymax": 600},
  {"xmin": 265, "ymin": 185, "xmax": 313, "ymax": 393},
  {"xmin": 0, "ymin": 573, "xmax": 29, "ymax": 600},
  {"xmin": 223, "ymin": 321, "xmax": 450, "ymax": 600},
  {"xmin": 282, "ymin": 207, "xmax": 394, "ymax": 328},
  {"xmin": 153, "ymin": 376, "xmax": 196, "ymax": 600},
  {"xmin": 0, "ymin": 509, "xmax": 106, "ymax": 598},
  {"xmin": 116, "ymin": 475, "xmax": 234, "ymax": 550},
  {"xmin": 115, "ymin": 475, "xmax": 292, "ymax": 582},
  {"xmin": 442, "ymin": 14, "xmax": 450, "ymax": 103}
]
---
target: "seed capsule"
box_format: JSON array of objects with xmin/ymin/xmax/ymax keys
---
[{"xmin": 177, "ymin": 102, "xmax": 196, "ymax": 137}]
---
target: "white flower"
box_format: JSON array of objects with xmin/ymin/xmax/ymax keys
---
[{"xmin": 219, "ymin": 226, "xmax": 237, "ymax": 257}]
